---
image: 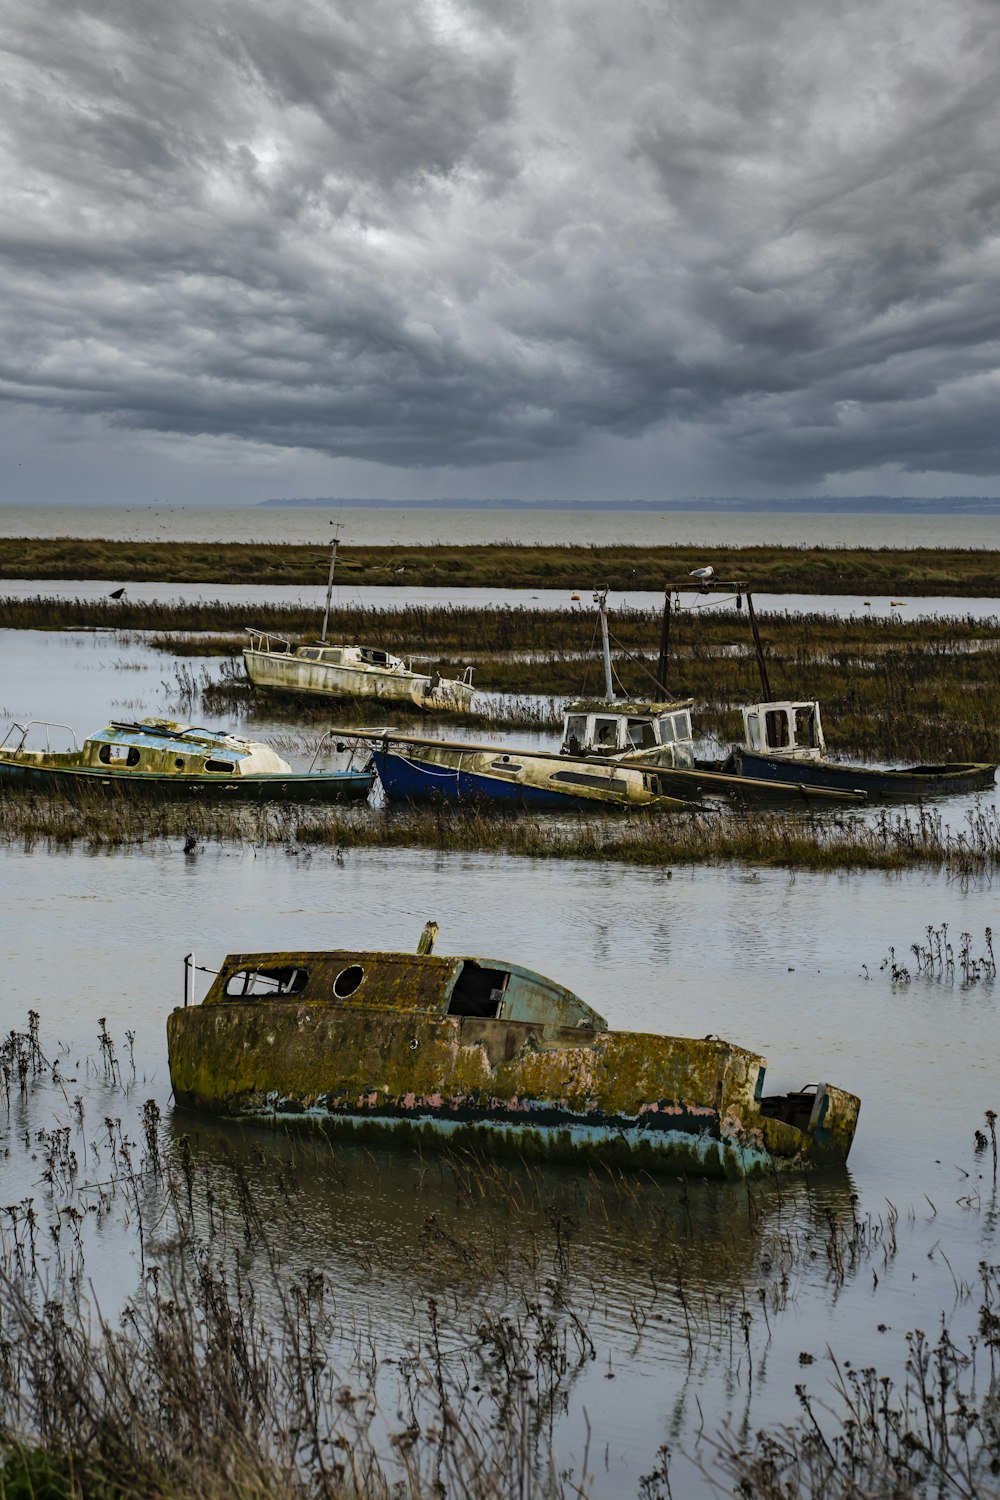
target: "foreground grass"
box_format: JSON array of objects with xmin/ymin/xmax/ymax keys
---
[
  {"xmin": 5, "ymin": 538, "xmax": 1000, "ymax": 593},
  {"xmin": 2, "ymin": 793, "xmax": 998, "ymax": 875}
]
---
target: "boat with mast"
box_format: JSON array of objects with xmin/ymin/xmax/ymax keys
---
[{"xmin": 243, "ymin": 538, "xmax": 476, "ymax": 713}]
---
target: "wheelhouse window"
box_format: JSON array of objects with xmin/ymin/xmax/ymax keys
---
[
  {"xmin": 593, "ymin": 718, "xmax": 620, "ymax": 749},
  {"xmin": 765, "ymin": 710, "xmax": 790, "ymax": 749},
  {"xmin": 564, "ymin": 715, "xmax": 586, "ymax": 753},
  {"xmin": 746, "ymin": 712, "xmax": 762, "ymax": 750},
  {"xmin": 626, "ymin": 718, "xmax": 656, "ymax": 749},
  {"xmin": 224, "ymin": 966, "xmax": 309, "ymax": 998},
  {"xmin": 794, "ymin": 705, "xmax": 818, "ymax": 747},
  {"xmin": 448, "ymin": 962, "xmax": 509, "ymax": 1017}
]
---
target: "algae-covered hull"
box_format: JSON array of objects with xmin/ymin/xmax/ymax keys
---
[{"xmin": 167, "ymin": 948, "xmax": 860, "ymax": 1177}]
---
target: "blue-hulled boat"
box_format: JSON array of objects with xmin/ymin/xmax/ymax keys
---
[{"xmin": 728, "ymin": 699, "xmax": 997, "ymax": 798}]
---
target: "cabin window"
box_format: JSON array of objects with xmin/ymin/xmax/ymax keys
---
[
  {"xmin": 765, "ymin": 710, "xmax": 790, "ymax": 749},
  {"xmin": 333, "ymin": 964, "xmax": 365, "ymax": 998},
  {"xmin": 224, "ymin": 966, "xmax": 309, "ymax": 998},
  {"xmin": 564, "ymin": 715, "xmax": 586, "ymax": 754},
  {"xmin": 98, "ymin": 744, "xmax": 141, "ymax": 767},
  {"xmin": 318, "ymin": 649, "xmax": 343, "ymax": 664},
  {"xmin": 300, "ymin": 649, "xmax": 320, "ymax": 660},
  {"xmin": 448, "ymin": 962, "xmax": 508, "ymax": 1018},
  {"xmin": 359, "ymin": 648, "xmax": 390, "ymax": 666},
  {"xmin": 794, "ymin": 705, "xmax": 818, "ymax": 748},
  {"xmin": 672, "ymin": 711, "xmax": 692, "ymax": 741},
  {"xmin": 593, "ymin": 718, "xmax": 619, "ymax": 749},
  {"xmin": 626, "ymin": 718, "xmax": 656, "ymax": 749},
  {"xmin": 489, "ymin": 758, "xmax": 523, "ymax": 774},
  {"xmin": 551, "ymin": 770, "xmax": 629, "ymax": 793},
  {"xmin": 205, "ymin": 759, "xmax": 235, "ymax": 773},
  {"xmin": 746, "ymin": 713, "xmax": 762, "ymax": 750}
]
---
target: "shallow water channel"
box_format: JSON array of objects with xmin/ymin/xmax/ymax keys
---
[{"xmin": 2, "ymin": 625, "xmax": 1000, "ymax": 1495}]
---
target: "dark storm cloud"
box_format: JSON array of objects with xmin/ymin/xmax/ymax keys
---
[{"xmin": 1, "ymin": 0, "xmax": 999, "ymax": 483}]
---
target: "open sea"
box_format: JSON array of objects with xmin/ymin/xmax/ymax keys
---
[{"xmin": 2, "ymin": 500, "xmax": 1000, "ymax": 549}]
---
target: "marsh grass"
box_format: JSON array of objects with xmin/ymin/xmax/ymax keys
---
[
  {"xmin": 2, "ymin": 790, "xmax": 1000, "ymax": 874},
  {"xmin": 0, "ymin": 1014, "xmax": 908, "ymax": 1500},
  {"xmin": 8, "ymin": 595, "xmax": 1000, "ymax": 760},
  {"xmin": 5, "ymin": 538, "xmax": 1000, "ymax": 593}
]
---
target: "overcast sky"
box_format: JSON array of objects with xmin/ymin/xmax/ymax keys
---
[{"xmin": 1, "ymin": 0, "xmax": 999, "ymax": 505}]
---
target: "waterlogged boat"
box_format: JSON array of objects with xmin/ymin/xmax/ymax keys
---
[
  {"xmin": 0, "ymin": 719, "xmax": 375, "ymax": 801},
  {"xmin": 244, "ymin": 630, "xmax": 475, "ymax": 713},
  {"xmin": 346, "ymin": 727, "xmax": 690, "ymax": 810},
  {"xmin": 167, "ymin": 935, "xmax": 860, "ymax": 1176},
  {"xmin": 243, "ymin": 538, "xmax": 474, "ymax": 713},
  {"xmin": 728, "ymin": 700, "xmax": 997, "ymax": 798}
]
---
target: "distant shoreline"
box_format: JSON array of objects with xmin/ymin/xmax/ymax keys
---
[{"xmin": 260, "ymin": 496, "xmax": 1000, "ymax": 515}]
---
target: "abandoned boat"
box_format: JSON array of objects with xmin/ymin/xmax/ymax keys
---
[
  {"xmin": 560, "ymin": 698, "xmax": 866, "ymax": 804},
  {"xmin": 542, "ymin": 590, "xmax": 865, "ymax": 804},
  {"xmin": 166, "ymin": 935, "xmax": 860, "ymax": 1176},
  {"xmin": 728, "ymin": 699, "xmax": 997, "ymax": 797},
  {"xmin": 243, "ymin": 537, "xmax": 475, "ymax": 712},
  {"xmin": 340, "ymin": 727, "xmax": 691, "ymax": 810},
  {"xmin": 0, "ymin": 719, "xmax": 375, "ymax": 801}
]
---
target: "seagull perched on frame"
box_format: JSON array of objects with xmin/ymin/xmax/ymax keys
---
[{"xmin": 688, "ymin": 566, "xmax": 714, "ymax": 581}]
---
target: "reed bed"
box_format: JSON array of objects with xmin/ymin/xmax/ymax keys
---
[
  {"xmin": 0, "ymin": 1015, "xmax": 908, "ymax": 1500},
  {"xmin": 6, "ymin": 595, "xmax": 1000, "ymax": 759},
  {"xmin": 3, "ymin": 1015, "xmax": 997, "ymax": 1500},
  {"xmin": 2, "ymin": 792, "xmax": 999, "ymax": 875},
  {"xmin": 4, "ymin": 538, "xmax": 1000, "ymax": 592}
]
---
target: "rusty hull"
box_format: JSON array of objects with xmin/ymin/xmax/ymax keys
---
[{"xmin": 167, "ymin": 949, "xmax": 858, "ymax": 1176}]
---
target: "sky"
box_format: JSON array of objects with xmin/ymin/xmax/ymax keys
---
[{"xmin": 1, "ymin": 0, "xmax": 999, "ymax": 506}]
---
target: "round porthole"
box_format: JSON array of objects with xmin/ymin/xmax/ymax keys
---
[
  {"xmin": 333, "ymin": 964, "xmax": 364, "ymax": 998},
  {"xmin": 175, "ymin": 758, "xmax": 185, "ymax": 769}
]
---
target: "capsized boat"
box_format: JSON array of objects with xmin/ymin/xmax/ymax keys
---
[
  {"xmin": 167, "ymin": 931, "xmax": 860, "ymax": 1176},
  {"xmin": 728, "ymin": 699, "xmax": 997, "ymax": 798},
  {"xmin": 341, "ymin": 726, "xmax": 691, "ymax": 810},
  {"xmin": 0, "ymin": 719, "xmax": 375, "ymax": 801},
  {"xmin": 243, "ymin": 537, "xmax": 474, "ymax": 713}
]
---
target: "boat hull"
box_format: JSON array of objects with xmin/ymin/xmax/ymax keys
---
[
  {"xmin": 732, "ymin": 747, "xmax": 997, "ymax": 797},
  {"xmin": 370, "ymin": 744, "xmax": 686, "ymax": 810},
  {"xmin": 0, "ymin": 761, "xmax": 374, "ymax": 802},
  {"xmin": 167, "ymin": 1000, "xmax": 858, "ymax": 1176},
  {"xmin": 244, "ymin": 649, "xmax": 474, "ymax": 713}
]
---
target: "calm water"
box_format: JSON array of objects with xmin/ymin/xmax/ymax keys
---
[
  {"xmin": 2, "ymin": 618, "xmax": 1000, "ymax": 1496},
  {"xmin": 3, "ymin": 500, "xmax": 1000, "ymax": 549}
]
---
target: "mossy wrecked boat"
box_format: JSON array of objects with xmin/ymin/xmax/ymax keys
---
[{"xmin": 167, "ymin": 932, "xmax": 859, "ymax": 1176}]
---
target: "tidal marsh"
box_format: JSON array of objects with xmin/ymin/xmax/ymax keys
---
[{"xmin": 5, "ymin": 536, "xmax": 1000, "ymax": 594}]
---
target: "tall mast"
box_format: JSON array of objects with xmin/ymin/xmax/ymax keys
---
[
  {"xmin": 320, "ymin": 537, "xmax": 339, "ymax": 644},
  {"xmin": 745, "ymin": 589, "xmax": 772, "ymax": 700},
  {"xmin": 594, "ymin": 589, "xmax": 614, "ymax": 701},
  {"xmin": 655, "ymin": 590, "xmax": 671, "ymax": 696}
]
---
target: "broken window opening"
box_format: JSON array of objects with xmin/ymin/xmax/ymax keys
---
[
  {"xmin": 448, "ymin": 962, "xmax": 509, "ymax": 1018},
  {"xmin": 224, "ymin": 966, "xmax": 309, "ymax": 998}
]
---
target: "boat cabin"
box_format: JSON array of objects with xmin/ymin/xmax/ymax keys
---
[
  {"xmin": 741, "ymin": 701, "xmax": 826, "ymax": 762},
  {"xmin": 82, "ymin": 720, "xmax": 290, "ymax": 776},
  {"xmin": 560, "ymin": 700, "xmax": 696, "ymax": 768},
  {"xmin": 199, "ymin": 949, "xmax": 608, "ymax": 1031}
]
